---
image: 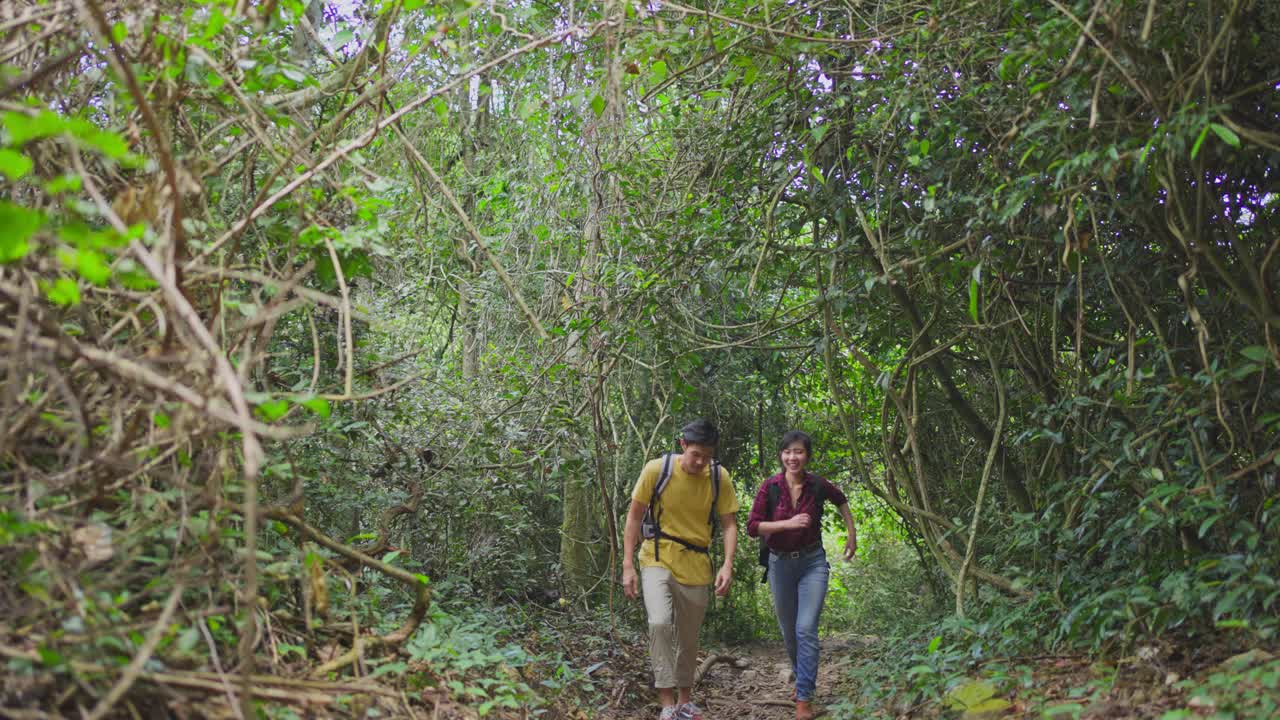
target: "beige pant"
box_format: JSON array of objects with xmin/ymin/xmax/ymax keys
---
[{"xmin": 641, "ymin": 566, "xmax": 710, "ymax": 689}]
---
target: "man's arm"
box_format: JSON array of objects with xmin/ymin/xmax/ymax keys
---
[
  {"xmin": 714, "ymin": 512, "xmax": 737, "ymax": 596},
  {"xmin": 621, "ymin": 500, "xmax": 647, "ymax": 598}
]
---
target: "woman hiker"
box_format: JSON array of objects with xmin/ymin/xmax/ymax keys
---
[{"xmin": 746, "ymin": 430, "xmax": 857, "ymax": 720}]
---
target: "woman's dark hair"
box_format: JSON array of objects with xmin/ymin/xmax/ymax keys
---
[
  {"xmin": 680, "ymin": 418, "xmax": 720, "ymax": 447},
  {"xmin": 778, "ymin": 430, "xmax": 813, "ymax": 456}
]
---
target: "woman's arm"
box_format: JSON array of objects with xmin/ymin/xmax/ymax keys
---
[
  {"xmin": 837, "ymin": 502, "xmax": 857, "ymax": 560},
  {"xmin": 757, "ymin": 515, "xmax": 810, "ymax": 535},
  {"xmin": 745, "ymin": 484, "xmax": 770, "ymax": 538}
]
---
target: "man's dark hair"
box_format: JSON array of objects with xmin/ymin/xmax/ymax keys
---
[
  {"xmin": 778, "ymin": 430, "xmax": 813, "ymax": 455},
  {"xmin": 680, "ymin": 419, "xmax": 720, "ymax": 447}
]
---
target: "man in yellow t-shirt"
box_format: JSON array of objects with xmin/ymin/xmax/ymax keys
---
[{"xmin": 622, "ymin": 419, "xmax": 739, "ymax": 720}]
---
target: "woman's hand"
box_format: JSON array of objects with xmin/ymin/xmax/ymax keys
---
[
  {"xmin": 842, "ymin": 532, "xmax": 857, "ymax": 561},
  {"xmin": 786, "ymin": 513, "xmax": 812, "ymax": 530}
]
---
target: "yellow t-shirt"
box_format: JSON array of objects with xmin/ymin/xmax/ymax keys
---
[{"xmin": 631, "ymin": 455, "xmax": 738, "ymax": 586}]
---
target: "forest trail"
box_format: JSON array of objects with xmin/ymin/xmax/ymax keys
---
[
  {"xmin": 604, "ymin": 634, "xmax": 875, "ymax": 720},
  {"xmin": 694, "ymin": 637, "xmax": 868, "ymax": 720}
]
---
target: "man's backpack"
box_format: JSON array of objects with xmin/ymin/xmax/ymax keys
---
[
  {"xmin": 758, "ymin": 476, "xmax": 827, "ymax": 584},
  {"xmin": 640, "ymin": 452, "xmax": 722, "ymax": 563}
]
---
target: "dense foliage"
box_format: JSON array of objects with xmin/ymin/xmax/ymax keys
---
[{"xmin": 1, "ymin": 0, "xmax": 1276, "ymax": 716}]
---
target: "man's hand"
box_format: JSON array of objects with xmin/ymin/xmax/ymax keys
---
[
  {"xmin": 714, "ymin": 564, "xmax": 733, "ymax": 596},
  {"xmin": 787, "ymin": 513, "xmax": 812, "ymax": 530},
  {"xmin": 622, "ymin": 565, "xmax": 639, "ymax": 598},
  {"xmin": 842, "ymin": 533, "xmax": 858, "ymax": 561}
]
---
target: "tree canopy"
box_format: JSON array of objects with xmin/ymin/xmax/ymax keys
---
[{"xmin": 2, "ymin": 0, "xmax": 1277, "ymax": 716}]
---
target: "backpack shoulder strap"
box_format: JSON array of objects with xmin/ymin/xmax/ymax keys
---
[
  {"xmin": 767, "ymin": 480, "xmax": 781, "ymax": 515},
  {"xmin": 650, "ymin": 452, "xmax": 675, "ymax": 507},
  {"xmin": 708, "ymin": 460, "xmax": 722, "ymax": 527}
]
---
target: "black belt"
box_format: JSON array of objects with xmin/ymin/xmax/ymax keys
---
[{"xmin": 771, "ymin": 542, "xmax": 822, "ymax": 560}]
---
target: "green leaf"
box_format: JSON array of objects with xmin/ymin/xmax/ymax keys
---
[
  {"xmin": 963, "ymin": 697, "xmax": 1011, "ymax": 717},
  {"xmin": 0, "ymin": 201, "xmax": 44, "ymax": 263},
  {"xmin": 254, "ymin": 398, "xmax": 290, "ymax": 422},
  {"xmin": 1190, "ymin": 125, "xmax": 1210, "ymax": 160},
  {"xmin": 1197, "ymin": 514, "xmax": 1221, "ymax": 538},
  {"xmin": 968, "ymin": 263, "xmax": 982, "ymax": 323},
  {"xmin": 370, "ymin": 661, "xmax": 408, "ymax": 678},
  {"xmin": 202, "ymin": 8, "xmax": 228, "ymax": 39},
  {"xmin": 59, "ymin": 248, "xmax": 112, "ymax": 286},
  {"xmin": 1241, "ymin": 346, "xmax": 1269, "ymax": 363},
  {"xmin": 45, "ymin": 174, "xmax": 82, "ymax": 194},
  {"xmin": 589, "ymin": 93, "xmax": 606, "ymax": 117},
  {"xmin": 296, "ymin": 396, "xmax": 331, "ymax": 418},
  {"xmin": 111, "ymin": 21, "xmax": 127, "ymax": 44},
  {"xmin": 944, "ymin": 679, "xmax": 996, "ymax": 710},
  {"xmin": 431, "ymin": 96, "xmax": 449, "ymax": 122},
  {"xmin": 0, "ymin": 149, "xmax": 33, "ymax": 180},
  {"xmin": 333, "ymin": 29, "xmax": 355, "ymax": 46},
  {"xmin": 1208, "ymin": 123, "xmax": 1240, "ymax": 148},
  {"xmin": 73, "ymin": 124, "xmax": 130, "ymax": 160},
  {"xmin": 37, "ymin": 646, "xmax": 64, "ymax": 668},
  {"xmin": 651, "ymin": 60, "xmax": 668, "ymax": 83},
  {"xmin": 117, "ymin": 259, "xmax": 157, "ymax": 290},
  {"xmin": 927, "ymin": 635, "xmax": 942, "ymax": 653},
  {"xmin": 44, "ymin": 277, "xmax": 81, "ymax": 307},
  {"xmin": 3, "ymin": 110, "xmax": 67, "ymax": 145},
  {"xmin": 1044, "ymin": 702, "xmax": 1085, "ymax": 717},
  {"xmin": 381, "ymin": 549, "xmax": 402, "ymax": 564}
]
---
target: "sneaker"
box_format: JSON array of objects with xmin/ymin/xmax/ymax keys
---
[
  {"xmin": 659, "ymin": 706, "xmax": 679, "ymax": 720},
  {"xmin": 677, "ymin": 702, "xmax": 705, "ymax": 720}
]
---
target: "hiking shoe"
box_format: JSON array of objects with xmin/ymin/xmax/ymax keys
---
[
  {"xmin": 677, "ymin": 702, "xmax": 705, "ymax": 720},
  {"xmin": 659, "ymin": 706, "xmax": 679, "ymax": 720},
  {"xmin": 795, "ymin": 701, "xmax": 818, "ymax": 720}
]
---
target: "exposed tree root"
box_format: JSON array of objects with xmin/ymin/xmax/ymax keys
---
[{"xmin": 694, "ymin": 654, "xmax": 745, "ymax": 685}]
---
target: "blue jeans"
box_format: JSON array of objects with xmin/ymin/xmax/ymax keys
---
[{"xmin": 768, "ymin": 547, "xmax": 829, "ymax": 701}]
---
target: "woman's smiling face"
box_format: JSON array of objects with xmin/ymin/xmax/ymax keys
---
[{"xmin": 781, "ymin": 441, "xmax": 809, "ymax": 474}]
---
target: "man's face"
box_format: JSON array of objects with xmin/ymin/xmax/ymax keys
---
[{"xmin": 679, "ymin": 440, "xmax": 716, "ymax": 475}]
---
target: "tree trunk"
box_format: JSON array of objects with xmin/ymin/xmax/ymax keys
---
[{"xmin": 559, "ymin": 0, "xmax": 625, "ymax": 595}]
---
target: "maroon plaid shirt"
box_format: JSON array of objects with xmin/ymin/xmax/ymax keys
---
[{"xmin": 746, "ymin": 472, "xmax": 847, "ymax": 552}]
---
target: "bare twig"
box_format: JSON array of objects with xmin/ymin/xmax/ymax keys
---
[{"xmin": 85, "ymin": 583, "xmax": 184, "ymax": 720}]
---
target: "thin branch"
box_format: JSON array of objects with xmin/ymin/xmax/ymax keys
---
[
  {"xmin": 956, "ymin": 345, "xmax": 1006, "ymax": 617},
  {"xmin": 403, "ymin": 136, "xmax": 550, "ymax": 342},
  {"xmin": 85, "ymin": 583, "xmax": 184, "ymax": 720}
]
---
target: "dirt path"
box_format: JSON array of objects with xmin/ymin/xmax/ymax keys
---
[
  {"xmin": 693, "ymin": 636, "xmax": 871, "ymax": 719},
  {"xmin": 603, "ymin": 635, "xmax": 876, "ymax": 720}
]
